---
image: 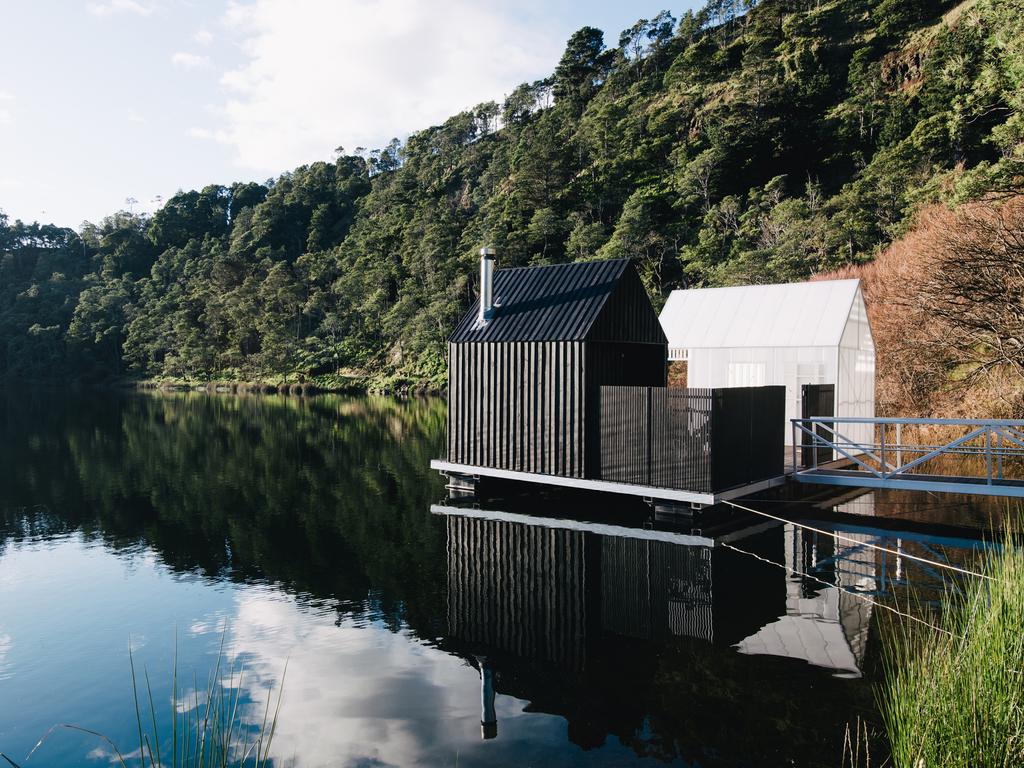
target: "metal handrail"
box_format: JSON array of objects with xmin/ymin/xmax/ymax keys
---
[
  {"xmin": 792, "ymin": 417, "xmax": 1024, "ymax": 486},
  {"xmin": 792, "ymin": 417, "xmax": 1024, "ymax": 426}
]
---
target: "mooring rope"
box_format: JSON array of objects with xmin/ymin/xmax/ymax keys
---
[
  {"xmin": 722, "ymin": 499, "xmax": 997, "ymax": 582},
  {"xmin": 718, "ymin": 538, "xmax": 956, "ymax": 637}
]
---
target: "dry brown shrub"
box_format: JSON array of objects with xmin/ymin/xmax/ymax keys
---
[
  {"xmin": 817, "ymin": 197, "xmax": 1024, "ymax": 418},
  {"xmin": 668, "ymin": 360, "xmax": 688, "ymax": 389}
]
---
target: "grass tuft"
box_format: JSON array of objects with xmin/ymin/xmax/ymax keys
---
[
  {"xmin": 15, "ymin": 632, "xmax": 284, "ymax": 767},
  {"xmin": 879, "ymin": 530, "xmax": 1024, "ymax": 767}
]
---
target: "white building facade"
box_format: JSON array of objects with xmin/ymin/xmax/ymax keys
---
[{"xmin": 659, "ymin": 279, "xmax": 875, "ymax": 445}]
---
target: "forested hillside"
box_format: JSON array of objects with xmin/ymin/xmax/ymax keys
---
[{"xmin": 2, "ymin": 0, "xmax": 1023, "ymax": 391}]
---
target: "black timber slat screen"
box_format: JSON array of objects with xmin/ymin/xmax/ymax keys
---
[
  {"xmin": 652, "ymin": 389, "xmax": 714, "ymax": 491},
  {"xmin": 598, "ymin": 386, "xmax": 652, "ymax": 485},
  {"xmin": 710, "ymin": 386, "xmax": 786, "ymax": 491},
  {"xmin": 598, "ymin": 385, "xmax": 784, "ymax": 493},
  {"xmin": 584, "ymin": 341, "xmax": 668, "ymax": 478},
  {"xmin": 598, "ymin": 387, "xmax": 714, "ymax": 492}
]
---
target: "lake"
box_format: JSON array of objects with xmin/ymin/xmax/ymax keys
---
[{"xmin": 0, "ymin": 392, "xmax": 996, "ymax": 767}]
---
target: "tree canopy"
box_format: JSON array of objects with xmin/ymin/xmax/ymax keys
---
[{"xmin": 2, "ymin": 0, "xmax": 1022, "ymax": 388}]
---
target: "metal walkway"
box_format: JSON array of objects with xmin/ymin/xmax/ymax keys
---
[{"xmin": 792, "ymin": 417, "xmax": 1024, "ymax": 498}]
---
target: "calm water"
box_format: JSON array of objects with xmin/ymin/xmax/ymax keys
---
[{"xmin": 0, "ymin": 392, "xmax": 996, "ymax": 767}]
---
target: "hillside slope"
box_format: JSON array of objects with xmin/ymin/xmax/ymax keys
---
[{"xmin": 2, "ymin": 0, "xmax": 1022, "ymax": 389}]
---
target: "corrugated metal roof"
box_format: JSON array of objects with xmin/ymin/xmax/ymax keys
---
[
  {"xmin": 659, "ymin": 279, "xmax": 862, "ymax": 349},
  {"xmin": 450, "ymin": 258, "xmax": 643, "ymax": 343}
]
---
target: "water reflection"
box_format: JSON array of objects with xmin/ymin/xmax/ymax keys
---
[
  {"xmin": 0, "ymin": 391, "xmax": 997, "ymax": 767},
  {"xmin": 434, "ymin": 491, "xmax": 990, "ymax": 760},
  {"xmin": 434, "ymin": 504, "xmax": 878, "ymax": 763}
]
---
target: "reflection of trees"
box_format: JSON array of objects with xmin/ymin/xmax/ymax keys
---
[
  {"xmin": 0, "ymin": 391, "xmax": 449, "ymax": 634},
  {"xmin": 0, "ymin": 392, "xmax": 884, "ymax": 766}
]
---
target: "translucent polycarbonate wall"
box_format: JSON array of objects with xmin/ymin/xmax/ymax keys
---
[
  {"xmin": 837, "ymin": 291, "xmax": 875, "ymax": 445},
  {"xmin": 685, "ymin": 295, "xmax": 875, "ymax": 446},
  {"xmin": 686, "ymin": 346, "xmax": 837, "ymax": 445},
  {"xmin": 666, "ymin": 282, "xmax": 877, "ymax": 447}
]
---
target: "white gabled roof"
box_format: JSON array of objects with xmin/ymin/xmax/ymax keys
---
[{"xmin": 659, "ymin": 279, "xmax": 862, "ymax": 349}]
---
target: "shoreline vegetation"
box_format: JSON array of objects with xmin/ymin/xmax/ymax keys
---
[
  {"xmin": 881, "ymin": 529, "xmax": 1024, "ymax": 766},
  {"xmin": 843, "ymin": 514, "xmax": 1024, "ymax": 767},
  {"xmin": 133, "ymin": 372, "xmax": 443, "ymax": 397}
]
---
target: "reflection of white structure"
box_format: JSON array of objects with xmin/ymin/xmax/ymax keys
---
[
  {"xmin": 659, "ymin": 280, "xmax": 875, "ymax": 445},
  {"xmin": 736, "ymin": 525, "xmax": 874, "ymax": 677}
]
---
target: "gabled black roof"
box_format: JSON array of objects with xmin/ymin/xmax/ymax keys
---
[{"xmin": 449, "ymin": 258, "xmax": 665, "ymax": 344}]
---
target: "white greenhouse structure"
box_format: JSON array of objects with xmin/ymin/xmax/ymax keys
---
[{"xmin": 659, "ymin": 279, "xmax": 875, "ymax": 446}]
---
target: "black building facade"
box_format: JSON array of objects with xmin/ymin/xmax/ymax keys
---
[{"xmin": 447, "ymin": 258, "xmax": 667, "ymax": 479}]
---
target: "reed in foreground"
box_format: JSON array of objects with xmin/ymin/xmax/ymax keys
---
[
  {"xmin": 879, "ymin": 532, "xmax": 1024, "ymax": 767},
  {"xmin": 1, "ymin": 638, "xmax": 284, "ymax": 768}
]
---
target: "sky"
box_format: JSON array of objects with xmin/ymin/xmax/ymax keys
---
[{"xmin": 0, "ymin": 0, "xmax": 703, "ymax": 230}]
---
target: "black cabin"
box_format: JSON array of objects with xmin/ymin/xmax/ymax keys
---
[{"xmin": 447, "ymin": 256, "xmax": 667, "ymax": 479}]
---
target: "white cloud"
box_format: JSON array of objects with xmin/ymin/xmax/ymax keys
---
[
  {"xmin": 188, "ymin": 126, "xmax": 226, "ymax": 141},
  {"xmin": 0, "ymin": 90, "xmax": 13, "ymax": 125},
  {"xmin": 87, "ymin": 0, "xmax": 156, "ymax": 16},
  {"xmin": 172, "ymin": 51, "xmax": 211, "ymax": 69},
  {"xmin": 198, "ymin": 0, "xmax": 560, "ymax": 173},
  {"xmin": 194, "ymin": 26, "xmax": 214, "ymax": 46},
  {"xmin": 126, "ymin": 107, "xmax": 146, "ymax": 123}
]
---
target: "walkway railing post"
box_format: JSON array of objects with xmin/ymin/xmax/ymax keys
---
[
  {"xmin": 880, "ymin": 423, "xmax": 887, "ymax": 476},
  {"xmin": 895, "ymin": 423, "xmax": 902, "ymax": 469},
  {"xmin": 792, "ymin": 421, "xmax": 797, "ymax": 473},
  {"xmin": 986, "ymin": 430, "xmax": 993, "ymax": 485},
  {"xmin": 997, "ymin": 430, "xmax": 1004, "ymax": 481}
]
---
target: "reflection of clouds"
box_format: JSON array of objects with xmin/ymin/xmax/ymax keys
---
[
  {"xmin": 225, "ymin": 590, "xmax": 484, "ymax": 768},
  {"xmin": 0, "ymin": 632, "xmax": 11, "ymax": 681},
  {"xmin": 174, "ymin": 687, "xmax": 208, "ymax": 714},
  {"xmin": 189, "ymin": 612, "xmax": 229, "ymax": 637}
]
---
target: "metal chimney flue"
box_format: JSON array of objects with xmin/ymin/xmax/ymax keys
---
[{"xmin": 479, "ymin": 246, "xmax": 496, "ymax": 323}]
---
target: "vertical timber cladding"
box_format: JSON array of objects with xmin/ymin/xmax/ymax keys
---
[
  {"xmin": 448, "ymin": 340, "xmax": 586, "ymax": 477},
  {"xmin": 446, "ymin": 258, "xmax": 668, "ymax": 480}
]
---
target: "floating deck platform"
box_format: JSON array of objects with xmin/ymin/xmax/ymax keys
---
[{"xmin": 430, "ymin": 459, "xmax": 788, "ymax": 507}]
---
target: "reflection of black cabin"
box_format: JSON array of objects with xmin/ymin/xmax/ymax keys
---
[{"xmin": 447, "ymin": 258, "xmax": 667, "ymax": 479}]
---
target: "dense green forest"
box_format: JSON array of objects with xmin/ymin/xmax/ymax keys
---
[{"xmin": 2, "ymin": 0, "xmax": 1022, "ymax": 388}]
